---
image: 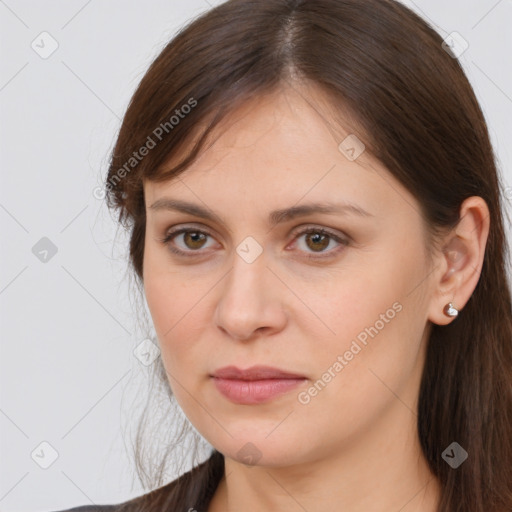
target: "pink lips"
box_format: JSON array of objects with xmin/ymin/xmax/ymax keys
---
[{"xmin": 211, "ymin": 365, "xmax": 307, "ymax": 405}]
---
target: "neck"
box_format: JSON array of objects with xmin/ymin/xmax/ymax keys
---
[{"xmin": 208, "ymin": 400, "xmax": 441, "ymax": 512}]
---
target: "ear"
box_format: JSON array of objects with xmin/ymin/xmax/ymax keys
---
[{"xmin": 428, "ymin": 196, "xmax": 490, "ymax": 326}]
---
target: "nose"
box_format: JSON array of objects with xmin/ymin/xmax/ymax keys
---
[{"xmin": 213, "ymin": 250, "xmax": 288, "ymax": 341}]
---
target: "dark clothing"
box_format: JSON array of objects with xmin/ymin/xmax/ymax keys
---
[{"xmin": 49, "ymin": 450, "xmax": 224, "ymax": 512}]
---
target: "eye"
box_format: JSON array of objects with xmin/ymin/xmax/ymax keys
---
[
  {"xmin": 158, "ymin": 227, "xmax": 217, "ymax": 256},
  {"xmin": 288, "ymin": 226, "xmax": 349, "ymax": 259},
  {"xmin": 158, "ymin": 224, "xmax": 350, "ymax": 259}
]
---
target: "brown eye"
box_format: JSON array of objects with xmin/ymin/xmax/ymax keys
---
[
  {"xmin": 291, "ymin": 227, "xmax": 349, "ymax": 260},
  {"xmin": 304, "ymin": 232, "xmax": 331, "ymax": 252},
  {"xmin": 160, "ymin": 228, "xmax": 216, "ymax": 256},
  {"xmin": 182, "ymin": 231, "xmax": 208, "ymax": 250}
]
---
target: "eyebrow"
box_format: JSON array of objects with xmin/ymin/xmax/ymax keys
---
[{"xmin": 148, "ymin": 198, "xmax": 373, "ymax": 228}]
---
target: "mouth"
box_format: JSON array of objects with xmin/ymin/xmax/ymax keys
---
[{"xmin": 210, "ymin": 365, "xmax": 307, "ymax": 405}]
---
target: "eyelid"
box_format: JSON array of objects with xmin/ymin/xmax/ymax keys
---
[{"xmin": 288, "ymin": 223, "xmax": 350, "ymax": 241}]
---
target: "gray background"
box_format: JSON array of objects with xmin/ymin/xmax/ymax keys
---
[{"xmin": 1, "ymin": 0, "xmax": 511, "ymax": 510}]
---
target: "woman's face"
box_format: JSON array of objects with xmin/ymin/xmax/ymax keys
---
[{"xmin": 143, "ymin": 84, "xmax": 439, "ymax": 467}]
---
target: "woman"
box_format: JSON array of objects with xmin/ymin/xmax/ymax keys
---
[{"xmin": 55, "ymin": 0, "xmax": 512, "ymax": 511}]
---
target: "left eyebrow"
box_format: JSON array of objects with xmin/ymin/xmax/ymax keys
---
[
  {"xmin": 148, "ymin": 198, "xmax": 373, "ymax": 229},
  {"xmin": 268, "ymin": 202, "xmax": 373, "ymax": 227}
]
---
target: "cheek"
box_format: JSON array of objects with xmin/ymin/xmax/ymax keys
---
[
  {"xmin": 142, "ymin": 259, "xmax": 213, "ymax": 391},
  {"xmin": 302, "ymin": 240, "xmax": 428, "ymax": 386},
  {"xmin": 295, "ymin": 299, "xmax": 423, "ymax": 450},
  {"xmin": 143, "ymin": 242, "xmax": 197, "ymax": 339},
  {"xmin": 145, "ymin": 279, "xmax": 209, "ymax": 420},
  {"xmin": 145, "ymin": 276, "xmax": 197, "ymax": 348}
]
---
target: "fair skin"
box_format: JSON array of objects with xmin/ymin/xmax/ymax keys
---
[{"xmin": 142, "ymin": 83, "xmax": 489, "ymax": 512}]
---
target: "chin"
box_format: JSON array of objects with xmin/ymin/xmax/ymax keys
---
[{"xmin": 212, "ymin": 434, "xmax": 312, "ymax": 469}]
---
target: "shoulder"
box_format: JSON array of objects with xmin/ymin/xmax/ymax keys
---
[{"xmin": 49, "ymin": 450, "xmax": 224, "ymax": 512}]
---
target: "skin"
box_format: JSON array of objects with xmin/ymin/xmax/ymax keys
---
[{"xmin": 142, "ymin": 82, "xmax": 490, "ymax": 512}]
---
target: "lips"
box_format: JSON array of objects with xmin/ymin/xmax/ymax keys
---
[
  {"xmin": 211, "ymin": 365, "xmax": 305, "ymax": 380},
  {"xmin": 210, "ymin": 365, "xmax": 307, "ymax": 405}
]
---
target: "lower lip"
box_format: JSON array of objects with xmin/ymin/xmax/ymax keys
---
[{"xmin": 212, "ymin": 377, "xmax": 306, "ymax": 404}]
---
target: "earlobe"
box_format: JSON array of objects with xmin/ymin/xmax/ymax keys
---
[{"xmin": 443, "ymin": 302, "xmax": 459, "ymax": 318}]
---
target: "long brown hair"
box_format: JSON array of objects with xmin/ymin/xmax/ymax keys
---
[{"xmin": 105, "ymin": 1, "xmax": 512, "ymax": 510}]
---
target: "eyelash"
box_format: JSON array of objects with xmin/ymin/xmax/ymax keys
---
[{"xmin": 157, "ymin": 225, "xmax": 350, "ymax": 261}]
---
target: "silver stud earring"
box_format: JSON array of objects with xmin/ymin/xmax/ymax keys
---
[{"xmin": 443, "ymin": 302, "xmax": 459, "ymax": 318}]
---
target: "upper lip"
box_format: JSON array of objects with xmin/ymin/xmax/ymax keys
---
[{"xmin": 211, "ymin": 365, "xmax": 306, "ymax": 380}]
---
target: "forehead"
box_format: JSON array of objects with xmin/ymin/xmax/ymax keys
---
[
  {"xmin": 148, "ymin": 82, "xmax": 364, "ymax": 178},
  {"xmin": 143, "ymin": 85, "xmax": 418, "ymax": 225}
]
